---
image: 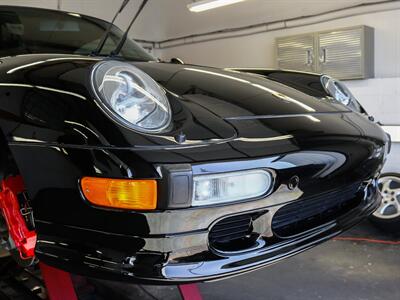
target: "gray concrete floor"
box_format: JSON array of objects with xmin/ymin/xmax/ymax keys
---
[
  {"xmin": 199, "ymin": 221, "xmax": 400, "ymax": 300},
  {"xmin": 82, "ymin": 221, "xmax": 400, "ymax": 300}
]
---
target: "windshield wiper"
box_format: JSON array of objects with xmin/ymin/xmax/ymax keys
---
[
  {"xmin": 111, "ymin": 0, "xmax": 149, "ymax": 57},
  {"xmin": 91, "ymin": 0, "xmax": 130, "ymax": 56}
]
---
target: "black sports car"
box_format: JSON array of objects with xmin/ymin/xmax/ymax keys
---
[{"xmin": 0, "ymin": 5, "xmax": 390, "ymax": 284}]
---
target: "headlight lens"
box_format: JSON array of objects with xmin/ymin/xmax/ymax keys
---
[
  {"xmin": 91, "ymin": 61, "xmax": 171, "ymax": 133},
  {"xmin": 192, "ymin": 170, "xmax": 273, "ymax": 206},
  {"xmin": 320, "ymin": 75, "xmax": 361, "ymax": 112}
]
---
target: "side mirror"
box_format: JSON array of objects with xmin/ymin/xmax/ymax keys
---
[{"xmin": 170, "ymin": 57, "xmax": 184, "ymax": 64}]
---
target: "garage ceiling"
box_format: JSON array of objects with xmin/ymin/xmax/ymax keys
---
[{"xmin": 132, "ymin": 0, "xmax": 391, "ymax": 41}]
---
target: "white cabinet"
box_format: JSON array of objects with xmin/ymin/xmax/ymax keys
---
[
  {"xmin": 276, "ymin": 26, "xmax": 374, "ymax": 80},
  {"xmin": 276, "ymin": 33, "xmax": 315, "ymax": 73}
]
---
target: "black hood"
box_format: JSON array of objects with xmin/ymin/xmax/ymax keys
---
[
  {"xmin": 0, "ymin": 54, "xmax": 348, "ymax": 121},
  {"xmin": 0, "ymin": 54, "xmax": 386, "ymax": 159},
  {"xmin": 135, "ymin": 62, "xmax": 349, "ymax": 119}
]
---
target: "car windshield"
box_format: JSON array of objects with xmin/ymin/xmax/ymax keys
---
[{"xmin": 0, "ymin": 6, "xmax": 155, "ymax": 61}]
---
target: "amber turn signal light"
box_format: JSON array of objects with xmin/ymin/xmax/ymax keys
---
[{"xmin": 81, "ymin": 177, "xmax": 157, "ymax": 210}]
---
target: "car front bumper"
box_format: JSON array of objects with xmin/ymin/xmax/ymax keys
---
[
  {"xmin": 161, "ymin": 186, "xmax": 380, "ymax": 282},
  {"xmin": 35, "ymin": 167, "xmax": 381, "ymax": 284}
]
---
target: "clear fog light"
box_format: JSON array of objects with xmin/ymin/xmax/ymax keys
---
[{"xmin": 192, "ymin": 170, "xmax": 273, "ymax": 206}]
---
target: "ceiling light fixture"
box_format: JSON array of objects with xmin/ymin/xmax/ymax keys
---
[{"xmin": 188, "ymin": 0, "xmax": 247, "ymax": 13}]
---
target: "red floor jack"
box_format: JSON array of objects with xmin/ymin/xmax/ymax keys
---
[{"xmin": 1, "ymin": 176, "xmax": 202, "ymax": 300}]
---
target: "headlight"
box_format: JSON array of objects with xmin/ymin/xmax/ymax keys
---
[
  {"xmin": 192, "ymin": 170, "xmax": 273, "ymax": 206},
  {"xmin": 91, "ymin": 61, "xmax": 171, "ymax": 133},
  {"xmin": 320, "ymin": 75, "xmax": 361, "ymax": 112}
]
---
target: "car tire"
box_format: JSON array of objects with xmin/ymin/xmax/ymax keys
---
[{"xmin": 369, "ymin": 173, "xmax": 400, "ymax": 234}]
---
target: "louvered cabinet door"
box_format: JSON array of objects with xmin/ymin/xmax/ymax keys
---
[
  {"xmin": 317, "ymin": 26, "xmax": 374, "ymax": 80},
  {"xmin": 276, "ymin": 34, "xmax": 315, "ymax": 73}
]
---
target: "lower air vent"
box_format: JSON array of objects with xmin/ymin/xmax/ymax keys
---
[
  {"xmin": 209, "ymin": 212, "xmax": 264, "ymax": 252},
  {"xmin": 272, "ymin": 182, "xmax": 362, "ymax": 237}
]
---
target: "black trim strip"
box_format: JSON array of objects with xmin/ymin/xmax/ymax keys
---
[
  {"xmin": 224, "ymin": 111, "xmax": 352, "ymax": 121},
  {"xmin": 8, "ymin": 135, "xmax": 237, "ymax": 151}
]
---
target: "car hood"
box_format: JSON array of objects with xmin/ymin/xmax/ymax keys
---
[
  {"xmin": 135, "ymin": 62, "xmax": 349, "ymax": 119},
  {"xmin": 130, "ymin": 63, "xmax": 381, "ymax": 154},
  {"xmin": 0, "ymin": 55, "xmax": 386, "ymax": 160}
]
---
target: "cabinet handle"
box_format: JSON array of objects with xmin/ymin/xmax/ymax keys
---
[
  {"xmin": 320, "ymin": 48, "xmax": 327, "ymax": 64},
  {"xmin": 306, "ymin": 49, "xmax": 313, "ymax": 66}
]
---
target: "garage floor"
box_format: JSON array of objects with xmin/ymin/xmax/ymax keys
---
[{"xmin": 78, "ymin": 221, "xmax": 399, "ymax": 300}]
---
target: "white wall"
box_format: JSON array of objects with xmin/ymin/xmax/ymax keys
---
[
  {"xmin": 1, "ymin": 0, "xmax": 59, "ymax": 9},
  {"xmin": 158, "ymin": 9, "xmax": 400, "ymax": 125},
  {"xmin": 159, "ymin": 9, "xmax": 400, "ymax": 77},
  {"xmin": 346, "ymin": 78, "xmax": 400, "ymax": 125}
]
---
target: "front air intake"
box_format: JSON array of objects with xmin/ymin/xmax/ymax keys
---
[
  {"xmin": 209, "ymin": 212, "xmax": 265, "ymax": 252},
  {"xmin": 272, "ymin": 182, "xmax": 362, "ymax": 237}
]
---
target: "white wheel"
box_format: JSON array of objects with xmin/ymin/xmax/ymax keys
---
[{"xmin": 370, "ymin": 173, "xmax": 400, "ymax": 233}]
